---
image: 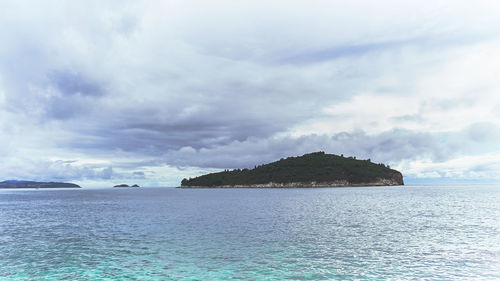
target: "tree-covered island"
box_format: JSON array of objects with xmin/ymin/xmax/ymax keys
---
[
  {"xmin": 0, "ymin": 180, "xmax": 81, "ymax": 189},
  {"xmin": 179, "ymin": 152, "xmax": 404, "ymax": 188}
]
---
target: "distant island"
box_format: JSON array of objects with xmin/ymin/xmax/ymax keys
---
[
  {"xmin": 113, "ymin": 184, "xmax": 140, "ymax": 188},
  {"xmin": 0, "ymin": 180, "xmax": 81, "ymax": 189},
  {"xmin": 180, "ymin": 152, "xmax": 404, "ymax": 188}
]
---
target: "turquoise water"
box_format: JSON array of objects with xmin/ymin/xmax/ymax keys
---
[{"xmin": 0, "ymin": 184, "xmax": 499, "ymax": 280}]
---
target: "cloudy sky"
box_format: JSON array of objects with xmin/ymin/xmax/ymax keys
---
[{"xmin": 1, "ymin": 0, "xmax": 500, "ymax": 187}]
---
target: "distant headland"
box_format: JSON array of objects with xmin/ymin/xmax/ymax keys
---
[
  {"xmin": 0, "ymin": 180, "xmax": 81, "ymax": 189},
  {"xmin": 113, "ymin": 184, "xmax": 140, "ymax": 188},
  {"xmin": 179, "ymin": 152, "xmax": 404, "ymax": 188}
]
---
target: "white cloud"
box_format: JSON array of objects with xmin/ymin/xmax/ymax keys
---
[
  {"xmin": 397, "ymin": 153, "xmax": 500, "ymax": 180},
  {"xmin": 0, "ymin": 1, "xmax": 500, "ymax": 186}
]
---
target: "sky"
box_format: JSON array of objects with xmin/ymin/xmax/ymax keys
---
[{"xmin": 1, "ymin": 0, "xmax": 500, "ymax": 187}]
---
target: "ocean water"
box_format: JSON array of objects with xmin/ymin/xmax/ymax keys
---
[{"xmin": 0, "ymin": 184, "xmax": 499, "ymax": 280}]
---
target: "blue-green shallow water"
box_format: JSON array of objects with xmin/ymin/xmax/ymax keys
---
[{"xmin": 0, "ymin": 185, "xmax": 499, "ymax": 280}]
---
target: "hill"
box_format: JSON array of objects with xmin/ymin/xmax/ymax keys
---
[
  {"xmin": 0, "ymin": 181, "xmax": 81, "ymax": 189},
  {"xmin": 180, "ymin": 152, "xmax": 403, "ymax": 188}
]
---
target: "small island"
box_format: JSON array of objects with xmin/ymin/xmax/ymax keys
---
[
  {"xmin": 0, "ymin": 180, "xmax": 81, "ymax": 189},
  {"xmin": 179, "ymin": 152, "xmax": 404, "ymax": 188},
  {"xmin": 113, "ymin": 184, "xmax": 140, "ymax": 188}
]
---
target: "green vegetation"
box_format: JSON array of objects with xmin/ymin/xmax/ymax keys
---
[{"xmin": 180, "ymin": 152, "xmax": 403, "ymax": 187}]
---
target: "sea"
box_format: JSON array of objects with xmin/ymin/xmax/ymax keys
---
[{"xmin": 0, "ymin": 184, "xmax": 499, "ymax": 280}]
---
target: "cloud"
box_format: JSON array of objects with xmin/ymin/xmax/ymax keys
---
[
  {"xmin": 0, "ymin": 159, "xmax": 114, "ymax": 182},
  {"xmin": 0, "ymin": 1, "xmax": 500, "ymax": 186},
  {"xmin": 399, "ymin": 153, "xmax": 500, "ymax": 180},
  {"xmin": 48, "ymin": 71, "xmax": 105, "ymax": 97},
  {"xmin": 163, "ymin": 122, "xmax": 500, "ymax": 170}
]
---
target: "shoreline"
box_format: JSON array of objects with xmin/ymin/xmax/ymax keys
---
[{"xmin": 179, "ymin": 179, "xmax": 403, "ymax": 188}]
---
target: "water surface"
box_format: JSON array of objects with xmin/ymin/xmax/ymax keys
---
[{"xmin": 0, "ymin": 184, "xmax": 499, "ymax": 280}]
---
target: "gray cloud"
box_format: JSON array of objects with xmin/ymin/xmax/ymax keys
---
[
  {"xmin": 162, "ymin": 122, "xmax": 500, "ymax": 170},
  {"xmin": 1, "ymin": 1, "xmax": 500, "ymax": 185},
  {"xmin": 48, "ymin": 71, "xmax": 104, "ymax": 97},
  {"xmin": 45, "ymin": 95, "xmax": 97, "ymax": 120},
  {"xmin": 283, "ymin": 38, "xmax": 417, "ymax": 64},
  {"xmin": 1, "ymin": 160, "xmax": 114, "ymax": 182},
  {"xmin": 132, "ymin": 171, "xmax": 145, "ymax": 179}
]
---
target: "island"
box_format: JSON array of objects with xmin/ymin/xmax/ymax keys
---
[
  {"xmin": 113, "ymin": 184, "xmax": 140, "ymax": 188},
  {"xmin": 179, "ymin": 152, "xmax": 404, "ymax": 188},
  {"xmin": 0, "ymin": 180, "xmax": 81, "ymax": 189}
]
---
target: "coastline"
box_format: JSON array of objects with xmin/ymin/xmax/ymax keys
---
[{"xmin": 179, "ymin": 178, "xmax": 403, "ymax": 188}]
